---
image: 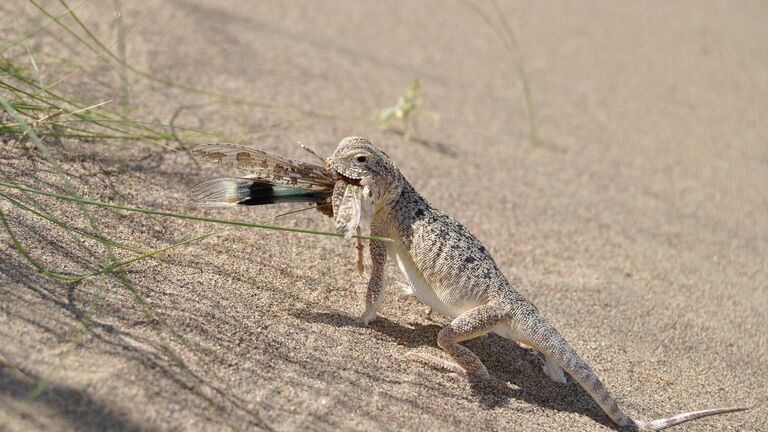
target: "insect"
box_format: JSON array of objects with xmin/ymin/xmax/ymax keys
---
[{"xmin": 191, "ymin": 142, "xmax": 371, "ymax": 270}]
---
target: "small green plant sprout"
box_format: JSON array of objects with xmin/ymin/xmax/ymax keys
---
[{"xmin": 373, "ymin": 77, "xmax": 437, "ymax": 142}]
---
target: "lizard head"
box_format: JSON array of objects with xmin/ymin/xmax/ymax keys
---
[{"xmin": 327, "ymin": 136, "xmax": 404, "ymax": 207}]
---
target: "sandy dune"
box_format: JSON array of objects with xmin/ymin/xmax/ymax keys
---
[{"xmin": 1, "ymin": 1, "xmax": 766, "ymax": 430}]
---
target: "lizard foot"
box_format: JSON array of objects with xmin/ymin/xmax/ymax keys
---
[
  {"xmin": 542, "ymin": 355, "xmax": 567, "ymax": 384},
  {"xmin": 357, "ymin": 310, "xmax": 377, "ymax": 326},
  {"xmin": 404, "ymin": 351, "xmax": 490, "ymax": 382}
]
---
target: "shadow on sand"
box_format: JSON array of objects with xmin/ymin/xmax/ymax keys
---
[{"xmin": 295, "ymin": 310, "xmax": 617, "ymax": 430}]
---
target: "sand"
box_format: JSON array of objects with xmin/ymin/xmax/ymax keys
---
[{"xmin": 1, "ymin": 0, "xmax": 766, "ymax": 430}]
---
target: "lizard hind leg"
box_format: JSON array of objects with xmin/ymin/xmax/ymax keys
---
[
  {"xmin": 543, "ymin": 355, "xmax": 567, "ymax": 384},
  {"xmin": 405, "ymin": 304, "xmax": 507, "ymax": 381}
]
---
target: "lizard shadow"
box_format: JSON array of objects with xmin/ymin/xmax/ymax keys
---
[
  {"xmin": 294, "ymin": 311, "xmax": 443, "ymax": 349},
  {"xmin": 465, "ymin": 333, "xmax": 617, "ymax": 429},
  {"xmin": 296, "ymin": 310, "xmax": 616, "ymax": 429}
]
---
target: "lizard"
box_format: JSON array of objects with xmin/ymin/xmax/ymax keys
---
[{"xmin": 191, "ymin": 136, "xmax": 749, "ymax": 431}]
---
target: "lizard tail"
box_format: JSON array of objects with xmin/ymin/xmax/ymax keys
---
[
  {"xmin": 516, "ymin": 309, "xmax": 749, "ymax": 430},
  {"xmin": 633, "ymin": 406, "xmax": 750, "ymax": 430},
  {"xmin": 192, "ymin": 178, "xmax": 331, "ymax": 207}
]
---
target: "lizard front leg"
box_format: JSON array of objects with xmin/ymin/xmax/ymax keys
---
[
  {"xmin": 405, "ymin": 304, "xmax": 506, "ymax": 381},
  {"xmin": 358, "ymin": 231, "xmax": 387, "ymax": 325}
]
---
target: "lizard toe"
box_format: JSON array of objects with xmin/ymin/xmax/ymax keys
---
[{"xmin": 357, "ymin": 311, "xmax": 377, "ymax": 325}]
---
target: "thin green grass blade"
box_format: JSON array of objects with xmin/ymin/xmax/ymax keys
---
[
  {"xmin": 112, "ymin": 0, "xmax": 129, "ymax": 114},
  {"xmin": 461, "ymin": 0, "xmax": 539, "ymax": 147},
  {"xmin": 2, "ymin": 10, "xmax": 284, "ymax": 424},
  {"xmin": 0, "ymin": 207, "xmax": 229, "ymax": 282},
  {"xmin": 1, "ymin": 68, "xmax": 234, "ymax": 144},
  {"xmin": 33, "ymin": 0, "xmax": 345, "ymax": 120},
  {"xmin": 0, "ymin": 181, "xmax": 393, "ymax": 242},
  {"xmin": 0, "ymin": 0, "xmax": 88, "ymax": 52},
  {"xmin": 0, "ymin": 191, "xmax": 145, "ymax": 253}
]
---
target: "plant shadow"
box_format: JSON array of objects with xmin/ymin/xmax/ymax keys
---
[
  {"xmin": 385, "ymin": 129, "xmax": 458, "ymax": 157},
  {"xmin": 0, "ymin": 366, "xmax": 155, "ymax": 432}
]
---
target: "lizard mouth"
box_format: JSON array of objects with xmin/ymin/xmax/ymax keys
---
[
  {"xmin": 334, "ymin": 171, "xmax": 363, "ymax": 186},
  {"xmin": 326, "ymin": 160, "xmax": 363, "ymax": 186}
]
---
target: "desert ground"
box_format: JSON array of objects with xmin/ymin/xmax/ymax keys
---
[{"xmin": 1, "ymin": 1, "xmax": 766, "ymax": 431}]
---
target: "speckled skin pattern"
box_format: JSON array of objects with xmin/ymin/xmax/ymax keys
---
[{"xmin": 326, "ymin": 137, "xmax": 748, "ymax": 431}]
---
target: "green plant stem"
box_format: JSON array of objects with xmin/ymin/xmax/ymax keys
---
[
  {"xmin": 0, "ymin": 191, "xmax": 145, "ymax": 253},
  {"xmin": 0, "ymin": 0, "xmax": 88, "ymax": 52},
  {"xmin": 461, "ymin": 0, "xmax": 539, "ymax": 146},
  {"xmin": 0, "ymin": 181, "xmax": 392, "ymax": 242},
  {"xmin": 0, "ymin": 207, "xmax": 230, "ymax": 282}
]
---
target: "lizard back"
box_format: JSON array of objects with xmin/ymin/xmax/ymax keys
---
[{"xmin": 384, "ymin": 181, "xmax": 526, "ymax": 318}]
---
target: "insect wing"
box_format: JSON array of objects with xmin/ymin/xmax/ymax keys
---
[{"xmin": 192, "ymin": 143, "xmax": 335, "ymax": 191}]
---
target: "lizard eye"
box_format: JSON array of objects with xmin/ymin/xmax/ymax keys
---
[{"xmin": 354, "ymin": 154, "xmax": 369, "ymax": 164}]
